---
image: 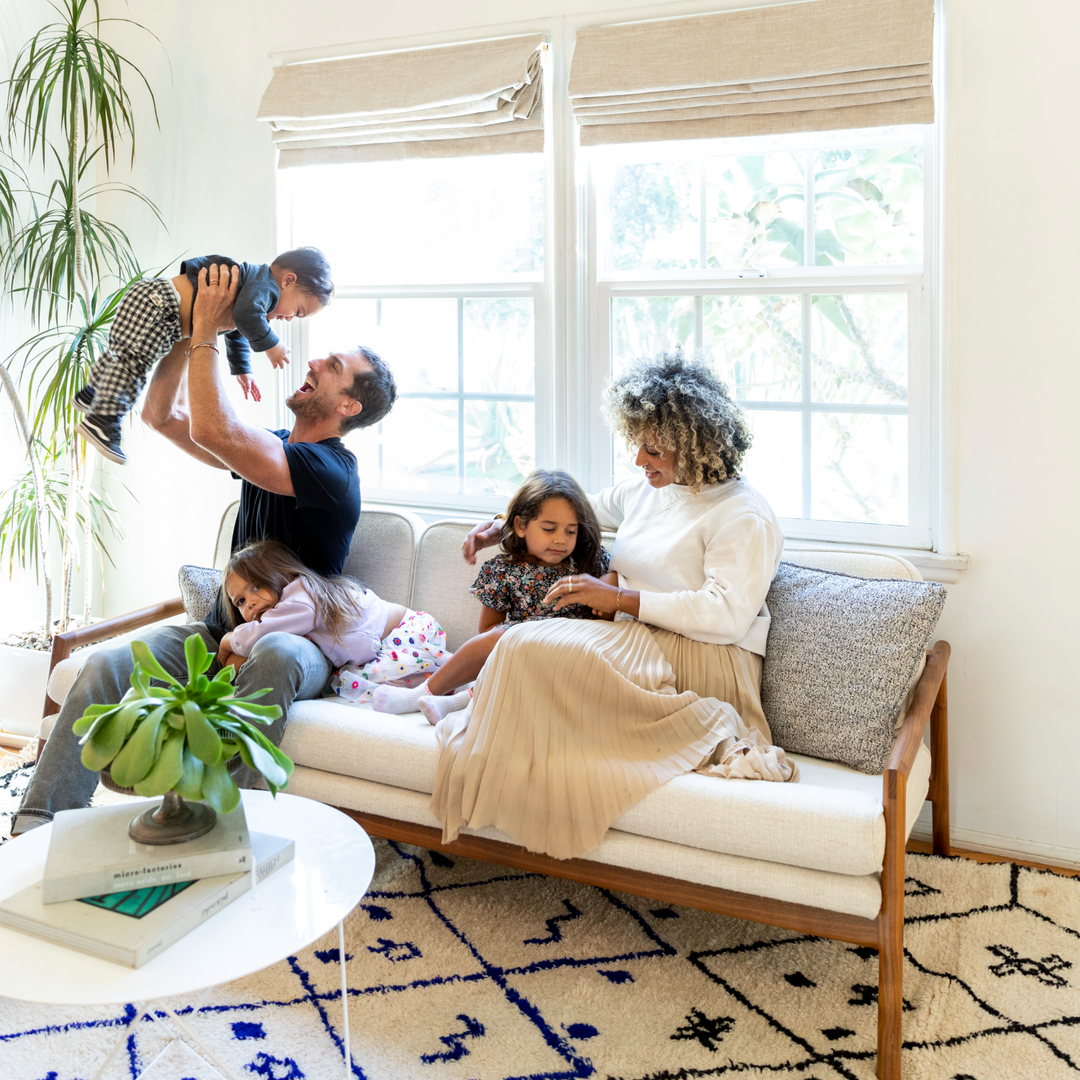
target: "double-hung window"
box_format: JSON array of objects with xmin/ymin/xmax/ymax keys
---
[
  {"xmin": 589, "ymin": 125, "xmax": 931, "ymax": 548},
  {"xmin": 279, "ymin": 153, "xmax": 545, "ymax": 507}
]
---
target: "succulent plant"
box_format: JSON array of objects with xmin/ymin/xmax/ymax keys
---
[{"xmin": 73, "ymin": 634, "xmax": 293, "ymax": 814}]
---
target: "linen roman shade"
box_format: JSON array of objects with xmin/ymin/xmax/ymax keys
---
[
  {"xmin": 568, "ymin": 0, "xmax": 934, "ymax": 146},
  {"xmin": 258, "ymin": 35, "xmax": 544, "ymax": 168}
]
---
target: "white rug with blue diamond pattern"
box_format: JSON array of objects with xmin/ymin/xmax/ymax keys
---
[{"xmin": 2, "ymin": 757, "xmax": 1080, "ymax": 1080}]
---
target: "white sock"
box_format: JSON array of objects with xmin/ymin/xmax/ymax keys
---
[
  {"xmin": 418, "ymin": 688, "xmax": 473, "ymax": 727},
  {"xmin": 371, "ymin": 682, "xmax": 430, "ymax": 714}
]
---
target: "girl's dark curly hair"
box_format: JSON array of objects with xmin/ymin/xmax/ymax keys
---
[
  {"xmin": 500, "ymin": 469, "xmax": 605, "ymax": 577},
  {"xmin": 603, "ymin": 346, "xmax": 752, "ymax": 492}
]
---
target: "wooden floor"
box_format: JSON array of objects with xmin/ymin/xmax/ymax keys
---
[{"xmin": 906, "ymin": 838, "xmax": 1080, "ymax": 879}]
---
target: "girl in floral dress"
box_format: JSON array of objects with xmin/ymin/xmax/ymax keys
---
[{"xmin": 372, "ymin": 469, "xmax": 612, "ymax": 724}]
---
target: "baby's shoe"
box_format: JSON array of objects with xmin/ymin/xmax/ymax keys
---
[
  {"xmin": 77, "ymin": 415, "xmax": 125, "ymax": 465},
  {"xmin": 73, "ymin": 386, "xmax": 95, "ymax": 414}
]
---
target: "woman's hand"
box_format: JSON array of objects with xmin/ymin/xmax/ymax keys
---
[
  {"xmin": 544, "ymin": 573, "xmax": 639, "ymax": 618},
  {"xmin": 462, "ymin": 519, "xmax": 502, "ymax": 564}
]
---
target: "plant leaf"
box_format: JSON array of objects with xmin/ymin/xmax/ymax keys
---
[
  {"xmin": 132, "ymin": 728, "xmax": 185, "ymax": 797},
  {"xmin": 173, "ymin": 745, "xmax": 205, "ymax": 801},
  {"xmin": 183, "ymin": 700, "xmax": 222, "ymax": 766},
  {"xmin": 129, "ymin": 640, "xmax": 181, "ymax": 687},
  {"xmin": 230, "ymin": 728, "xmax": 288, "ymax": 789},
  {"xmin": 200, "ymin": 761, "xmax": 240, "ymax": 815},
  {"xmin": 72, "ymin": 701, "xmax": 121, "ymax": 737},
  {"xmin": 80, "ymin": 709, "xmax": 130, "ymax": 771},
  {"xmin": 183, "ymin": 632, "xmax": 211, "ymax": 682},
  {"xmin": 108, "ymin": 705, "xmax": 167, "ymax": 787}
]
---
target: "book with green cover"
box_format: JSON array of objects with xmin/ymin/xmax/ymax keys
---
[
  {"xmin": 0, "ymin": 832, "xmax": 293, "ymax": 967},
  {"xmin": 42, "ymin": 799, "xmax": 252, "ymax": 904}
]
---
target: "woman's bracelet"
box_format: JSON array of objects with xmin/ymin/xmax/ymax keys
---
[
  {"xmin": 616, "ymin": 588, "xmax": 623, "ymax": 613},
  {"xmin": 189, "ymin": 341, "xmax": 219, "ymax": 356}
]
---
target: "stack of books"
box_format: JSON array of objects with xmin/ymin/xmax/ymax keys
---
[{"xmin": 0, "ymin": 800, "xmax": 293, "ymax": 967}]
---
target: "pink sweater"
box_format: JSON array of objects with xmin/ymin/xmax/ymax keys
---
[{"xmin": 230, "ymin": 579, "xmax": 396, "ymax": 667}]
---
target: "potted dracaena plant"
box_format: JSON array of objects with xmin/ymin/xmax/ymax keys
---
[{"xmin": 73, "ymin": 634, "xmax": 293, "ymax": 844}]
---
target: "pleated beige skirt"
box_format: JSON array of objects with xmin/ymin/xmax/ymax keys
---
[{"xmin": 429, "ymin": 618, "xmax": 798, "ymax": 861}]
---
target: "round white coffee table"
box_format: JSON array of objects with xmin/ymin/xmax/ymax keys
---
[{"xmin": 0, "ymin": 789, "xmax": 375, "ymax": 1079}]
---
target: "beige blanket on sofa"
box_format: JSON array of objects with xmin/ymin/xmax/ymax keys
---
[{"xmin": 430, "ymin": 618, "xmax": 798, "ymax": 860}]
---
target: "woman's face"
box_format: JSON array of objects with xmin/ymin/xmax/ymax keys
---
[{"xmin": 635, "ymin": 439, "xmax": 678, "ymax": 488}]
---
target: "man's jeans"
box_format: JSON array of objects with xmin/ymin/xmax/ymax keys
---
[{"xmin": 13, "ymin": 622, "xmax": 331, "ymax": 835}]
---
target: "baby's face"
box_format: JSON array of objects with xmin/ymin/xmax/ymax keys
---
[
  {"xmin": 272, "ymin": 283, "xmax": 322, "ymax": 322},
  {"xmin": 225, "ymin": 571, "xmax": 276, "ymax": 623}
]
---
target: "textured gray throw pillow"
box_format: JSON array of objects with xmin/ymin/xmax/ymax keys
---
[
  {"xmin": 178, "ymin": 565, "xmax": 222, "ymax": 624},
  {"xmin": 760, "ymin": 562, "xmax": 946, "ymax": 775}
]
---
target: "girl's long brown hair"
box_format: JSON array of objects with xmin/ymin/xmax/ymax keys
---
[
  {"xmin": 223, "ymin": 540, "xmax": 366, "ymax": 645},
  {"xmin": 500, "ymin": 469, "xmax": 605, "ymax": 577}
]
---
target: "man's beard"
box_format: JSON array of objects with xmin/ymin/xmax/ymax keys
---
[{"xmin": 286, "ymin": 387, "xmax": 332, "ymax": 421}]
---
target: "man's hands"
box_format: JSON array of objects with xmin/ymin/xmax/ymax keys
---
[
  {"xmin": 193, "ymin": 264, "xmax": 240, "ymax": 341},
  {"xmin": 462, "ymin": 519, "xmax": 503, "ymax": 564},
  {"xmin": 236, "ymin": 373, "xmax": 262, "ymax": 402},
  {"xmin": 265, "ymin": 342, "xmax": 290, "ymax": 368}
]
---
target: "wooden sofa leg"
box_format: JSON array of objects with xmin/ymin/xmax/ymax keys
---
[
  {"xmin": 929, "ymin": 671, "xmax": 951, "ymax": 857},
  {"xmin": 877, "ymin": 768, "xmax": 906, "ymax": 1080}
]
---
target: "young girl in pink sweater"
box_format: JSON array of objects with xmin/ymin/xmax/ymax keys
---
[{"xmin": 217, "ymin": 540, "xmax": 449, "ymax": 703}]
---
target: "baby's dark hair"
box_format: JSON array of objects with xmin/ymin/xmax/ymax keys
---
[
  {"xmin": 271, "ymin": 246, "xmax": 334, "ymax": 306},
  {"xmin": 223, "ymin": 539, "xmax": 364, "ymax": 645},
  {"xmin": 500, "ymin": 469, "xmax": 605, "ymax": 577}
]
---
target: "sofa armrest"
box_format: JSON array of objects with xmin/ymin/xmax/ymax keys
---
[
  {"xmin": 44, "ymin": 596, "xmax": 185, "ymax": 717},
  {"xmin": 885, "ymin": 640, "xmax": 951, "ymax": 781}
]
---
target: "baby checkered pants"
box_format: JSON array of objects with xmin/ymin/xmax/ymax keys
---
[{"xmin": 86, "ymin": 277, "xmax": 182, "ymax": 417}]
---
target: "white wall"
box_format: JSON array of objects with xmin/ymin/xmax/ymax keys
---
[{"xmin": 47, "ymin": 0, "xmax": 1080, "ymax": 865}]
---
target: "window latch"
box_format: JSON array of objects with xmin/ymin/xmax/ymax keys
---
[{"xmin": 737, "ymin": 268, "xmax": 767, "ymax": 278}]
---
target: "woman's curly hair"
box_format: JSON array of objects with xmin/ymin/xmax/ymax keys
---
[{"xmin": 602, "ymin": 346, "xmax": 752, "ymax": 492}]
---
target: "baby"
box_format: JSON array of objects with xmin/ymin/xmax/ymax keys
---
[{"xmin": 75, "ymin": 246, "xmax": 333, "ymax": 464}]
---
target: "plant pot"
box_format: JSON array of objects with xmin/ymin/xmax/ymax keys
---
[
  {"xmin": 0, "ymin": 643, "xmax": 52, "ymax": 748},
  {"xmin": 100, "ymin": 757, "xmax": 242, "ymax": 845}
]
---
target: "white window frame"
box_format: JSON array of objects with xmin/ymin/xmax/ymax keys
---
[
  {"xmin": 585, "ymin": 127, "xmax": 937, "ymax": 550},
  {"xmin": 272, "ymin": 5, "xmax": 956, "ymax": 568}
]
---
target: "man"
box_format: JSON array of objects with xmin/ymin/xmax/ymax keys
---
[{"xmin": 12, "ymin": 265, "xmax": 396, "ymax": 835}]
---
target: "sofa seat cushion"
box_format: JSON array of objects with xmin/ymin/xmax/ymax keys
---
[{"xmin": 280, "ymin": 698, "xmax": 930, "ymax": 877}]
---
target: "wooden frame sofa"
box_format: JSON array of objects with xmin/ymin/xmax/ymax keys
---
[{"xmin": 40, "ymin": 505, "xmax": 950, "ymax": 1080}]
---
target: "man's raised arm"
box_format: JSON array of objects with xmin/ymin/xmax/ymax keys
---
[{"xmin": 186, "ymin": 264, "xmax": 295, "ymax": 496}]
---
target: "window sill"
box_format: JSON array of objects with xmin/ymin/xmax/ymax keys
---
[
  {"xmin": 785, "ymin": 541, "xmax": 968, "ymax": 583},
  {"xmin": 367, "ymin": 499, "xmax": 970, "ymax": 584}
]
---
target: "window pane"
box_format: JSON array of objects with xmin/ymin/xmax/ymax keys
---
[
  {"xmin": 464, "ymin": 400, "xmax": 534, "ymax": 497},
  {"xmin": 611, "ymin": 296, "xmax": 694, "ymax": 376},
  {"xmin": 463, "ymin": 298, "xmax": 534, "ymax": 395},
  {"xmin": 811, "ymin": 293, "xmax": 907, "ymax": 406},
  {"xmin": 814, "ymin": 146, "xmax": 923, "ymax": 265},
  {"xmin": 380, "ymin": 399, "xmax": 459, "ymax": 493},
  {"xmin": 741, "ymin": 409, "xmax": 802, "ymax": 519},
  {"xmin": 707, "ymin": 153, "xmax": 805, "ymax": 268},
  {"xmin": 702, "ymin": 294, "xmax": 802, "ymax": 402},
  {"xmin": 811, "ymin": 412, "xmax": 907, "ymax": 525},
  {"xmin": 307, "ymin": 297, "xmax": 458, "ymax": 394},
  {"xmin": 603, "ymin": 161, "xmax": 699, "ymax": 271},
  {"xmin": 284, "ymin": 155, "xmax": 544, "ymax": 283}
]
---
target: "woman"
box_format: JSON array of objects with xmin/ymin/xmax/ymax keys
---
[{"xmin": 437, "ymin": 347, "xmax": 797, "ymax": 860}]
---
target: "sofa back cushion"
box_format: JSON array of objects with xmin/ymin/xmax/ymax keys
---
[
  {"xmin": 410, "ymin": 522, "xmax": 488, "ymax": 651},
  {"xmin": 761, "ymin": 561, "xmax": 946, "ymax": 774},
  {"xmin": 342, "ymin": 509, "xmax": 422, "ymax": 607}
]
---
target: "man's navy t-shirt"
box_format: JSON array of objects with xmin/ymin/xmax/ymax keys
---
[{"xmin": 205, "ymin": 430, "xmax": 360, "ymax": 640}]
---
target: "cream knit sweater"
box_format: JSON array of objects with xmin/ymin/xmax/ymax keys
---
[{"xmin": 590, "ymin": 476, "xmax": 783, "ymax": 655}]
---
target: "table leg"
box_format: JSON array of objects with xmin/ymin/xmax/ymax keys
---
[
  {"xmin": 339, "ymin": 919, "xmax": 352, "ymax": 1077},
  {"xmin": 158, "ymin": 1002, "xmax": 246, "ymax": 1080},
  {"xmin": 90, "ymin": 1001, "xmax": 147, "ymax": 1080}
]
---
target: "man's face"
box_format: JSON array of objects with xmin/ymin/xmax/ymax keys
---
[{"xmin": 286, "ymin": 350, "xmax": 369, "ymax": 427}]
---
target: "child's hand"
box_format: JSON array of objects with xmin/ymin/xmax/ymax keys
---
[
  {"xmin": 236, "ymin": 373, "xmax": 262, "ymax": 402},
  {"xmin": 266, "ymin": 342, "xmax": 290, "ymax": 369},
  {"xmin": 217, "ymin": 632, "xmax": 235, "ymax": 666}
]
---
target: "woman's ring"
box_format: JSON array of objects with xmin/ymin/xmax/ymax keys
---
[{"xmin": 569, "ymin": 579, "xmax": 574, "ymax": 594}]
